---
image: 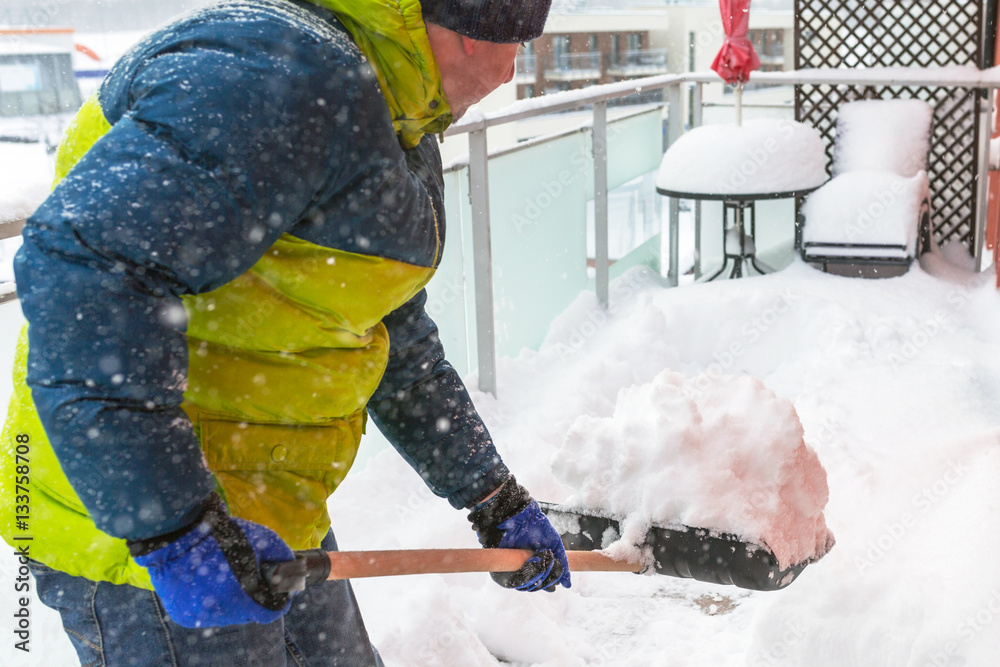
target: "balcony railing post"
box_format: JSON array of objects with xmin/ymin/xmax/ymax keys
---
[
  {"xmin": 666, "ymin": 82, "xmax": 683, "ymax": 287},
  {"xmin": 468, "ymin": 128, "xmax": 497, "ymax": 396},
  {"xmin": 692, "ymin": 82, "xmax": 704, "ymax": 280},
  {"xmin": 593, "ymin": 101, "xmax": 609, "ymax": 309},
  {"xmin": 975, "ymin": 88, "xmax": 994, "ymax": 272}
]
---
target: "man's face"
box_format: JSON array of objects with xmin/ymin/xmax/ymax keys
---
[{"xmin": 426, "ymin": 23, "xmax": 521, "ymax": 120}]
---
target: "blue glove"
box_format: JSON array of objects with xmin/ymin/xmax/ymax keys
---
[
  {"xmin": 469, "ymin": 476, "xmax": 571, "ymax": 592},
  {"xmin": 127, "ymin": 492, "xmax": 295, "ymax": 628}
]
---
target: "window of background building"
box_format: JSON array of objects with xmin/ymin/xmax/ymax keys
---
[
  {"xmin": 552, "ymin": 34, "xmax": 569, "ymax": 68},
  {"xmin": 687, "ymin": 31, "xmax": 697, "ymax": 126},
  {"xmin": 751, "ymin": 29, "xmax": 785, "ymax": 69},
  {"xmin": 688, "ymin": 31, "xmax": 696, "ymax": 72},
  {"xmin": 727, "ymin": 29, "xmax": 787, "ymax": 93},
  {"xmin": 517, "ymin": 40, "xmax": 536, "ymax": 77}
]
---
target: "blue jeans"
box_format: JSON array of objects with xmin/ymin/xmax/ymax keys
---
[{"xmin": 30, "ymin": 531, "xmax": 384, "ymax": 667}]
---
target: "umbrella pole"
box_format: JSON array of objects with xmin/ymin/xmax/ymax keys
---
[{"xmin": 735, "ymin": 82, "xmax": 743, "ymax": 127}]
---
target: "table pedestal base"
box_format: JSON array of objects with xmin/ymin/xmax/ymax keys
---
[{"xmin": 705, "ymin": 200, "xmax": 772, "ymax": 281}]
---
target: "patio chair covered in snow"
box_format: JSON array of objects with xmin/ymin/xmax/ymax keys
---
[{"xmin": 799, "ymin": 99, "xmax": 934, "ymax": 278}]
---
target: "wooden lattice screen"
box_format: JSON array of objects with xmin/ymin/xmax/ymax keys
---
[{"xmin": 794, "ymin": 0, "xmax": 986, "ymax": 252}]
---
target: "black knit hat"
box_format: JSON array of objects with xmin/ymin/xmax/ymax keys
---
[{"xmin": 421, "ymin": 0, "xmax": 552, "ymax": 44}]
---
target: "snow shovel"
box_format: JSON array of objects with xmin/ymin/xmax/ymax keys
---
[{"xmin": 263, "ymin": 502, "xmax": 830, "ymax": 594}]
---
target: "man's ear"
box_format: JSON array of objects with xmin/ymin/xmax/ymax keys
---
[{"xmin": 461, "ymin": 35, "xmax": 477, "ymax": 56}]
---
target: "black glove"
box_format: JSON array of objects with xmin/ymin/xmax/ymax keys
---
[{"xmin": 468, "ymin": 476, "xmax": 571, "ymax": 592}]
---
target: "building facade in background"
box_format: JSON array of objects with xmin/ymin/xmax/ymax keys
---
[
  {"xmin": 516, "ymin": 28, "xmax": 669, "ymax": 100},
  {"xmin": 515, "ymin": 7, "xmax": 794, "ymax": 108},
  {"xmin": 0, "ymin": 1, "xmax": 795, "ymax": 164}
]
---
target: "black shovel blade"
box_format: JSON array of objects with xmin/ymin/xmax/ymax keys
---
[{"xmin": 539, "ymin": 502, "xmax": 814, "ymax": 591}]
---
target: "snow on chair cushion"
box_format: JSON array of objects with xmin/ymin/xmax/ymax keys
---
[
  {"xmin": 832, "ymin": 99, "xmax": 934, "ymax": 178},
  {"xmin": 801, "ymin": 170, "xmax": 929, "ymax": 258}
]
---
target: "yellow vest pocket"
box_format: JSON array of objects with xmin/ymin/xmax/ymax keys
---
[{"xmin": 194, "ymin": 409, "xmax": 366, "ymax": 550}]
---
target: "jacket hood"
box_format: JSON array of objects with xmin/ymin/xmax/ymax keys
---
[{"xmin": 309, "ymin": 0, "xmax": 452, "ymax": 148}]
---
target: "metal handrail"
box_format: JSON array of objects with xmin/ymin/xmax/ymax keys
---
[
  {"xmin": 447, "ymin": 68, "xmax": 1000, "ymax": 136},
  {"xmin": 701, "ymin": 102, "xmax": 794, "ymax": 109},
  {"xmin": 445, "ymin": 73, "xmax": 686, "ymax": 135}
]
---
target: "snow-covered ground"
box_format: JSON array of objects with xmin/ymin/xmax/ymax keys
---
[
  {"xmin": 325, "ymin": 254, "xmax": 1000, "ymax": 666},
  {"xmin": 1, "ymin": 239, "xmax": 999, "ymax": 665}
]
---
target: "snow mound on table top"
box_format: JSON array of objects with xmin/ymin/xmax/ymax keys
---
[
  {"xmin": 656, "ymin": 118, "xmax": 828, "ymax": 196},
  {"xmin": 552, "ymin": 369, "xmax": 834, "ymax": 570}
]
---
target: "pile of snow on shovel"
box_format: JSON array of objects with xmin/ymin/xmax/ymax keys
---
[{"xmin": 553, "ymin": 369, "xmax": 834, "ymax": 569}]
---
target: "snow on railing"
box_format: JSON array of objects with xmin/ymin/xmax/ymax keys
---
[{"xmin": 0, "ymin": 219, "xmax": 25, "ymax": 240}]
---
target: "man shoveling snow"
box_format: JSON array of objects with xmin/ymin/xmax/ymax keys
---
[{"xmin": 0, "ymin": 1, "xmax": 569, "ymax": 664}]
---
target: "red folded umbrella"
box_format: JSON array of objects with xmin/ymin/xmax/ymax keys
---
[{"xmin": 711, "ymin": 0, "xmax": 761, "ymax": 85}]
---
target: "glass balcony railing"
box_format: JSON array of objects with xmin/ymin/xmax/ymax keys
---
[
  {"xmin": 435, "ymin": 107, "xmax": 666, "ymax": 377},
  {"xmin": 515, "ymin": 53, "xmax": 537, "ymax": 77},
  {"xmin": 544, "ymin": 52, "xmax": 602, "ymax": 80},
  {"xmin": 606, "ymin": 49, "xmax": 669, "ymax": 76}
]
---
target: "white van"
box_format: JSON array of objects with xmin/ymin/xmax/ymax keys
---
[
  {"xmin": 0, "ymin": 28, "xmax": 79, "ymax": 296},
  {"xmin": 0, "ymin": 27, "xmax": 83, "ymax": 147}
]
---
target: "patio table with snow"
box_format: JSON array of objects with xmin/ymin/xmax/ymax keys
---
[{"xmin": 657, "ymin": 118, "xmax": 828, "ymax": 279}]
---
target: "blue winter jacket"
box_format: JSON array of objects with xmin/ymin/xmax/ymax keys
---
[{"xmin": 2, "ymin": 0, "xmax": 509, "ymax": 584}]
